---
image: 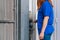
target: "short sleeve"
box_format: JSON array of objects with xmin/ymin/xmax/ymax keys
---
[{"xmin": 42, "ymin": 2, "xmax": 51, "ymax": 16}]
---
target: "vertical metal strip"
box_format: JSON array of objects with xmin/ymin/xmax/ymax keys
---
[
  {"xmin": 16, "ymin": 0, "xmax": 18, "ymax": 40},
  {"xmin": 18, "ymin": 0, "xmax": 21, "ymax": 40},
  {"xmin": 13, "ymin": 0, "xmax": 17, "ymax": 40}
]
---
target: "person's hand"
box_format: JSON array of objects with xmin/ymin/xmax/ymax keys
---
[
  {"xmin": 33, "ymin": 20, "xmax": 37, "ymax": 23},
  {"xmin": 39, "ymin": 32, "xmax": 44, "ymax": 40},
  {"xmin": 33, "ymin": 21, "xmax": 36, "ymax": 23}
]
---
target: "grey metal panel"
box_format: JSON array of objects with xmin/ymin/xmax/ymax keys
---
[
  {"xmin": 56, "ymin": 23, "xmax": 60, "ymax": 40},
  {"xmin": 21, "ymin": 0, "xmax": 29, "ymax": 40},
  {"xmin": 0, "ymin": 24, "xmax": 4, "ymax": 40},
  {"xmin": 56, "ymin": 0, "xmax": 60, "ymax": 39},
  {"xmin": 0, "ymin": 0, "xmax": 5, "ymax": 20},
  {"xmin": 0, "ymin": 0, "xmax": 14, "ymax": 20},
  {"xmin": 5, "ymin": 23, "xmax": 14, "ymax": 40},
  {"xmin": 0, "ymin": 23, "xmax": 13, "ymax": 40},
  {"xmin": 56, "ymin": 0, "xmax": 60, "ymax": 18},
  {"xmin": 52, "ymin": 0, "xmax": 60, "ymax": 40},
  {"xmin": 0, "ymin": 0, "xmax": 16, "ymax": 40},
  {"xmin": 5, "ymin": 0, "xmax": 14, "ymax": 20}
]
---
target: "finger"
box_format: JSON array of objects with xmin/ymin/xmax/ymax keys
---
[
  {"xmin": 40, "ymin": 37, "xmax": 44, "ymax": 39},
  {"xmin": 40, "ymin": 36, "xmax": 43, "ymax": 39},
  {"xmin": 40, "ymin": 39, "xmax": 43, "ymax": 40}
]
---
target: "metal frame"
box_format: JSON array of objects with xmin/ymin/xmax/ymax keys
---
[
  {"xmin": 15, "ymin": 0, "xmax": 21, "ymax": 40},
  {"xmin": 0, "ymin": 0, "xmax": 21, "ymax": 40},
  {"xmin": 16, "ymin": 0, "xmax": 29, "ymax": 40}
]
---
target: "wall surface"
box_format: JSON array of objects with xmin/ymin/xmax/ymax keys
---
[
  {"xmin": 0, "ymin": 0, "xmax": 15, "ymax": 40},
  {"xmin": 21, "ymin": 0, "xmax": 29, "ymax": 40}
]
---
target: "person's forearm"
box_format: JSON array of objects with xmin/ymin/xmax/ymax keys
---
[{"xmin": 41, "ymin": 16, "xmax": 49, "ymax": 33}]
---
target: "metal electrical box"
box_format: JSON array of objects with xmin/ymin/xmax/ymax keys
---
[
  {"xmin": 0, "ymin": 0, "xmax": 29, "ymax": 40},
  {"xmin": 0, "ymin": 0, "xmax": 16, "ymax": 40}
]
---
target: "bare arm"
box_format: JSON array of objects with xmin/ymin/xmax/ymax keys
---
[
  {"xmin": 41, "ymin": 16, "xmax": 49, "ymax": 33},
  {"xmin": 39, "ymin": 16, "xmax": 49, "ymax": 39}
]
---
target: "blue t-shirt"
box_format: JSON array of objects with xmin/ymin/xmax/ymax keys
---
[{"xmin": 37, "ymin": 1, "xmax": 54, "ymax": 34}]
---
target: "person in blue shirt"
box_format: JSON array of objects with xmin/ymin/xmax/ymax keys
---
[{"xmin": 34, "ymin": 0, "xmax": 54, "ymax": 40}]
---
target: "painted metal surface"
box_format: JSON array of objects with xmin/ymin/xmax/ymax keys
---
[
  {"xmin": 21, "ymin": 0, "xmax": 29, "ymax": 40},
  {"xmin": 0, "ymin": 0, "xmax": 16, "ymax": 40}
]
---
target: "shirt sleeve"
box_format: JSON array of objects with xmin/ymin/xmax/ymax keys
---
[{"xmin": 43, "ymin": 2, "xmax": 51, "ymax": 17}]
